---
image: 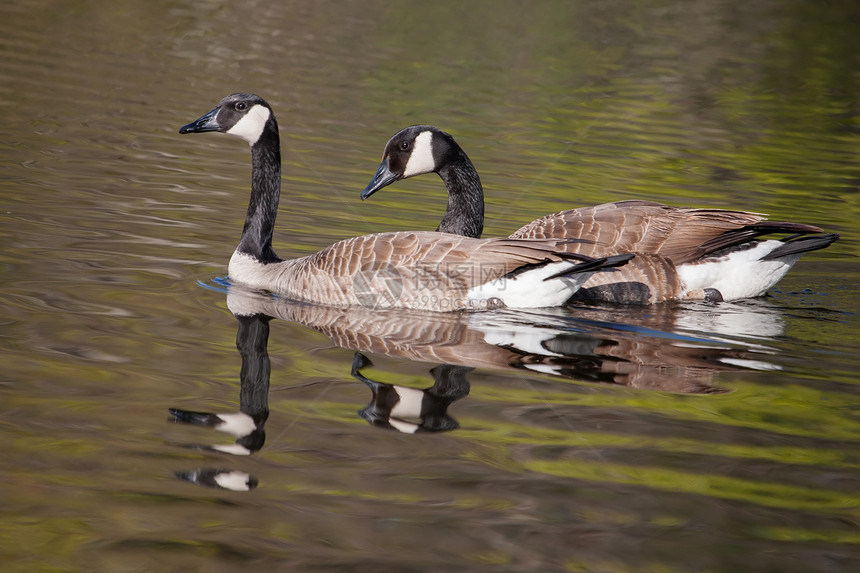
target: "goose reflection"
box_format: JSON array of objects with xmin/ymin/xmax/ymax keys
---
[
  {"xmin": 227, "ymin": 288, "xmax": 783, "ymax": 394},
  {"xmin": 353, "ymin": 353, "xmax": 472, "ymax": 433},
  {"xmin": 169, "ymin": 285, "xmax": 787, "ymax": 488},
  {"xmin": 173, "ymin": 468, "xmax": 258, "ymax": 491},
  {"xmin": 169, "ymin": 312, "xmax": 271, "ymax": 490}
]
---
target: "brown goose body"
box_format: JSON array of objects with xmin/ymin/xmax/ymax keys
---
[
  {"xmin": 228, "ymin": 230, "xmax": 630, "ymax": 311},
  {"xmin": 361, "ymin": 125, "xmax": 838, "ymax": 304}
]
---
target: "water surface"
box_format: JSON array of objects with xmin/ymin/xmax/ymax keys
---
[{"xmin": 1, "ymin": 1, "xmax": 858, "ymax": 572}]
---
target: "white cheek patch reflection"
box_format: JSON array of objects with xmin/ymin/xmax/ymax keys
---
[
  {"xmin": 226, "ymin": 105, "xmax": 271, "ymax": 145},
  {"xmin": 212, "ymin": 412, "xmax": 256, "ymax": 438},
  {"xmin": 403, "ymin": 130, "xmax": 436, "ymax": 177},
  {"xmin": 213, "ymin": 470, "xmax": 255, "ymax": 491}
]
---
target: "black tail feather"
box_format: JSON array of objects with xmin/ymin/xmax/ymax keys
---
[
  {"xmin": 700, "ymin": 221, "xmax": 827, "ymax": 257},
  {"xmin": 762, "ymin": 233, "xmax": 839, "ymax": 261},
  {"xmin": 545, "ymin": 253, "xmax": 635, "ymax": 281}
]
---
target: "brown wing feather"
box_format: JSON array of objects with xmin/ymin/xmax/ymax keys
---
[
  {"xmin": 510, "ymin": 200, "xmax": 768, "ymax": 264},
  {"xmin": 276, "ymin": 231, "xmax": 579, "ymax": 310},
  {"xmin": 569, "ymin": 252, "xmax": 682, "ymax": 304}
]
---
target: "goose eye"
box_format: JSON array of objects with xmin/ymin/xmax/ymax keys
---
[
  {"xmin": 235, "ymin": 102, "xmax": 247, "ymax": 111},
  {"xmin": 399, "ymin": 140, "xmax": 410, "ymax": 150}
]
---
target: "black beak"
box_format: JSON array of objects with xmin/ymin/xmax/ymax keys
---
[
  {"xmin": 360, "ymin": 159, "xmax": 400, "ymax": 200},
  {"xmin": 179, "ymin": 107, "xmax": 220, "ymax": 134}
]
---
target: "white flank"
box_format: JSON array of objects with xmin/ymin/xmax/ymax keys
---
[
  {"xmin": 389, "ymin": 386, "xmax": 426, "ymax": 420},
  {"xmin": 213, "ymin": 412, "xmax": 257, "ymax": 438},
  {"xmin": 403, "ymin": 130, "xmax": 436, "ymax": 177},
  {"xmin": 226, "ymin": 104, "xmax": 271, "ymax": 145},
  {"xmin": 213, "ymin": 471, "xmax": 254, "ymax": 491},
  {"xmin": 677, "ymin": 240, "xmax": 802, "ymax": 301},
  {"xmin": 467, "ymin": 261, "xmax": 593, "ymax": 308}
]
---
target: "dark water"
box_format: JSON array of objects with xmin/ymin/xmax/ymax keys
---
[{"xmin": 1, "ymin": 1, "xmax": 858, "ymax": 571}]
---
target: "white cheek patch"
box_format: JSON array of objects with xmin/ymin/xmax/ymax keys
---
[
  {"xmin": 403, "ymin": 130, "xmax": 436, "ymax": 176},
  {"xmin": 227, "ymin": 104, "xmax": 271, "ymax": 145}
]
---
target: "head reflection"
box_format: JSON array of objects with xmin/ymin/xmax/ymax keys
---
[{"xmin": 352, "ymin": 353, "xmax": 471, "ymax": 433}]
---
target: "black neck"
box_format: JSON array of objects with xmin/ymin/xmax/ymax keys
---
[
  {"xmin": 435, "ymin": 150, "xmax": 484, "ymax": 239},
  {"xmin": 235, "ymin": 313, "xmax": 271, "ymax": 452},
  {"xmin": 237, "ymin": 122, "xmax": 282, "ymax": 263},
  {"xmin": 236, "ymin": 313, "xmax": 271, "ymax": 422}
]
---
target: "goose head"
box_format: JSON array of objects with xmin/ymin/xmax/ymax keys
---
[
  {"xmin": 179, "ymin": 93, "xmax": 276, "ymax": 146},
  {"xmin": 361, "ymin": 125, "xmax": 460, "ymax": 200},
  {"xmin": 179, "ymin": 93, "xmax": 283, "ymax": 264}
]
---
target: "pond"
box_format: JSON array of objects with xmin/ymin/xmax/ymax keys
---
[{"xmin": 1, "ymin": 1, "xmax": 858, "ymax": 571}]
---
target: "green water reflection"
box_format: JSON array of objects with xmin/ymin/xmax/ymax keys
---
[{"xmin": 0, "ymin": 0, "xmax": 858, "ymax": 572}]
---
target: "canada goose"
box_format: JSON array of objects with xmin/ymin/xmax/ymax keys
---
[
  {"xmin": 361, "ymin": 125, "xmax": 840, "ymax": 304},
  {"xmin": 179, "ymin": 95, "xmax": 634, "ymax": 312}
]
